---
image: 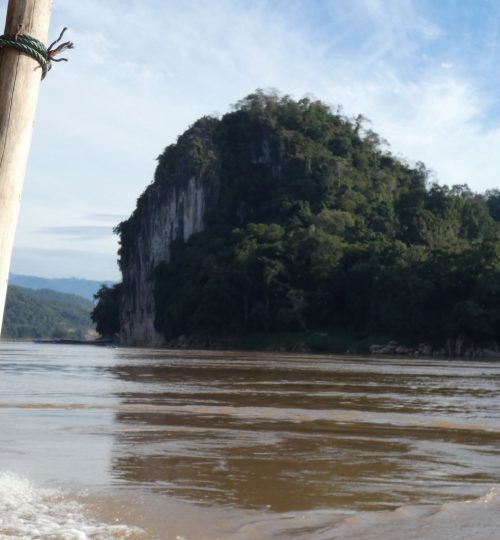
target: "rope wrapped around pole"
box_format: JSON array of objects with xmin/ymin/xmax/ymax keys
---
[{"xmin": 0, "ymin": 27, "xmax": 73, "ymax": 79}]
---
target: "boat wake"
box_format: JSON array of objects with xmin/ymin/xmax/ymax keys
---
[
  {"xmin": 0, "ymin": 471, "xmax": 144, "ymax": 540},
  {"xmin": 0, "ymin": 468, "xmax": 499, "ymax": 539}
]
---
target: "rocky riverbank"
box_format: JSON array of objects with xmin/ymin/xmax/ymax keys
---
[
  {"xmin": 370, "ymin": 339, "xmax": 500, "ymax": 358},
  {"xmin": 164, "ymin": 333, "xmax": 500, "ymax": 359}
]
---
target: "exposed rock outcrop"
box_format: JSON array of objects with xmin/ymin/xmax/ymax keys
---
[
  {"xmin": 117, "ymin": 119, "xmax": 220, "ymax": 345},
  {"xmin": 116, "ymin": 114, "xmax": 275, "ymax": 346}
]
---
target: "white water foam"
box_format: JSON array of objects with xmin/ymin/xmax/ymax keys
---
[{"xmin": 0, "ymin": 471, "xmax": 145, "ymax": 540}]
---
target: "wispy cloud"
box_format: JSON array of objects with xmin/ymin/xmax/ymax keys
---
[
  {"xmin": 85, "ymin": 212, "xmax": 127, "ymax": 223},
  {"xmin": 38, "ymin": 226, "xmax": 114, "ymax": 240}
]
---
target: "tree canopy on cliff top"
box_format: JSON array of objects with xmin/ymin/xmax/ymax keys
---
[{"xmin": 100, "ymin": 90, "xmax": 500, "ymax": 349}]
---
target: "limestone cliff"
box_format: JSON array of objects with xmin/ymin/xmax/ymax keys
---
[
  {"xmin": 117, "ymin": 118, "xmax": 220, "ymax": 345},
  {"xmin": 96, "ymin": 92, "xmax": 500, "ymax": 353}
]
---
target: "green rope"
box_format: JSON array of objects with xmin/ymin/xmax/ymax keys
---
[{"xmin": 0, "ymin": 28, "xmax": 73, "ymax": 80}]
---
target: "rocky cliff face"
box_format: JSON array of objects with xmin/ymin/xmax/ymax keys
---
[{"xmin": 117, "ymin": 119, "xmax": 220, "ymax": 345}]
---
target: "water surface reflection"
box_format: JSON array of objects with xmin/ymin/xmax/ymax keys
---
[{"xmin": 108, "ymin": 350, "xmax": 500, "ymax": 512}]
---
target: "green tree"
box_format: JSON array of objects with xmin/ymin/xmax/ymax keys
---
[{"xmin": 91, "ymin": 284, "xmax": 121, "ymax": 338}]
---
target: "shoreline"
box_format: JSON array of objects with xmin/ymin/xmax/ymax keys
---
[{"xmin": 1, "ymin": 332, "xmax": 496, "ymax": 359}]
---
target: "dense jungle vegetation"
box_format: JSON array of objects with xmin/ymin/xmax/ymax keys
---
[{"xmin": 97, "ymin": 91, "xmax": 500, "ymax": 350}]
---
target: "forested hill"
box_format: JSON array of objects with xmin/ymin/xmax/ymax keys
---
[
  {"xmin": 2, "ymin": 286, "xmax": 95, "ymax": 340},
  {"xmin": 95, "ymin": 91, "xmax": 500, "ymax": 352}
]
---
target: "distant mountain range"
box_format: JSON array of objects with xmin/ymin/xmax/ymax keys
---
[
  {"xmin": 3, "ymin": 285, "xmax": 96, "ymax": 340},
  {"xmin": 9, "ymin": 274, "xmax": 114, "ymax": 301}
]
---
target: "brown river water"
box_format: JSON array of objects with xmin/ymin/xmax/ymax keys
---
[{"xmin": 1, "ymin": 342, "xmax": 500, "ymax": 539}]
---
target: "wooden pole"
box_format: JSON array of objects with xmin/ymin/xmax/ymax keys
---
[{"xmin": 0, "ymin": 0, "xmax": 52, "ymax": 333}]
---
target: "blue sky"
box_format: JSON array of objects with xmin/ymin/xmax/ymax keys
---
[{"xmin": 2, "ymin": 0, "xmax": 500, "ymax": 280}]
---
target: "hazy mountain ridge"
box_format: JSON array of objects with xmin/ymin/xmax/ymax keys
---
[{"xmin": 9, "ymin": 274, "xmax": 114, "ymax": 301}]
